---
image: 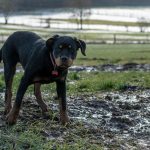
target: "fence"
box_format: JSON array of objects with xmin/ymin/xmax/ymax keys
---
[
  {"xmin": 85, "ymin": 34, "xmax": 150, "ymax": 44},
  {"xmin": 1, "ymin": 33, "xmax": 150, "ymax": 44}
]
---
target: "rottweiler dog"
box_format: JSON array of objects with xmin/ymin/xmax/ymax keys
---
[{"xmin": 0, "ymin": 31, "xmax": 86, "ymax": 125}]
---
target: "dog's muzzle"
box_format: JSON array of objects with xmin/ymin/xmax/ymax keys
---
[
  {"xmin": 60, "ymin": 57, "xmax": 70, "ymax": 68},
  {"xmin": 56, "ymin": 56, "xmax": 73, "ymax": 69}
]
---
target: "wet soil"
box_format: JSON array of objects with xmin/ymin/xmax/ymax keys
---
[
  {"xmin": 70, "ymin": 63, "xmax": 150, "ymax": 72},
  {"xmin": 0, "ymin": 90, "xmax": 149, "ymax": 149},
  {"xmin": 1, "ymin": 63, "xmax": 150, "ymax": 73}
]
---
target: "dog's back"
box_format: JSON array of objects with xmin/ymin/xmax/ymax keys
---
[{"xmin": 0, "ymin": 31, "xmax": 45, "ymax": 67}]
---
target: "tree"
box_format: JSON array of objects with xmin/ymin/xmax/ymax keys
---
[
  {"xmin": 0, "ymin": 0, "xmax": 18, "ymax": 24},
  {"xmin": 137, "ymin": 17, "xmax": 150, "ymax": 33},
  {"xmin": 69, "ymin": 0, "xmax": 91, "ymax": 30}
]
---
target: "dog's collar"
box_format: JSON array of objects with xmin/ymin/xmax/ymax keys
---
[{"xmin": 49, "ymin": 52, "xmax": 59, "ymax": 77}]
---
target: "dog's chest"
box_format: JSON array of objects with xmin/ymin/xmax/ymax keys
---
[
  {"xmin": 32, "ymin": 71, "xmax": 66, "ymax": 83},
  {"xmin": 33, "ymin": 76, "xmax": 52, "ymax": 83}
]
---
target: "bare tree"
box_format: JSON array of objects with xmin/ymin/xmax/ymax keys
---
[
  {"xmin": 70, "ymin": 0, "xmax": 91, "ymax": 30},
  {"xmin": 137, "ymin": 17, "xmax": 150, "ymax": 32},
  {"xmin": 0, "ymin": 0, "xmax": 18, "ymax": 24}
]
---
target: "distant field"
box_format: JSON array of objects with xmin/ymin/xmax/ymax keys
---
[
  {"xmin": 0, "ymin": 42, "xmax": 150, "ymax": 92},
  {"xmin": 1, "ymin": 29, "xmax": 150, "ymax": 150},
  {"xmin": 1, "ymin": 25, "xmax": 150, "ymax": 66},
  {"xmin": 1, "ymin": 42, "xmax": 150, "ymax": 66},
  {"xmin": 1, "ymin": 24, "xmax": 150, "ymax": 44},
  {"xmin": 76, "ymin": 44, "xmax": 150, "ymax": 65}
]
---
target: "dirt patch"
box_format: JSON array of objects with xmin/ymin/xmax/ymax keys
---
[
  {"xmin": 0, "ymin": 91, "xmax": 150, "ymax": 149},
  {"xmin": 68, "ymin": 92, "xmax": 150, "ymax": 149},
  {"xmin": 1, "ymin": 63, "xmax": 150, "ymax": 73},
  {"xmin": 69, "ymin": 63, "xmax": 150, "ymax": 72}
]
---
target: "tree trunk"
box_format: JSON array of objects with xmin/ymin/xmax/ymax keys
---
[
  {"xmin": 4, "ymin": 15, "xmax": 8, "ymax": 24},
  {"xmin": 5, "ymin": 17, "xmax": 8, "ymax": 24},
  {"xmin": 79, "ymin": 9, "xmax": 83, "ymax": 30}
]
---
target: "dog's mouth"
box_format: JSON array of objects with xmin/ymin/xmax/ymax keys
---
[
  {"xmin": 59, "ymin": 64, "xmax": 70, "ymax": 69},
  {"xmin": 54, "ymin": 57, "xmax": 73, "ymax": 69}
]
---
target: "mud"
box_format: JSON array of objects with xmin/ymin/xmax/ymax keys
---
[
  {"xmin": 70, "ymin": 63, "xmax": 150, "ymax": 72},
  {"xmin": 0, "ymin": 90, "xmax": 149, "ymax": 149},
  {"xmin": 68, "ymin": 91, "xmax": 150, "ymax": 149},
  {"xmin": 1, "ymin": 63, "xmax": 150, "ymax": 73}
]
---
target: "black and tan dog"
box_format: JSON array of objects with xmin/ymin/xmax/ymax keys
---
[{"xmin": 0, "ymin": 31, "xmax": 86, "ymax": 125}]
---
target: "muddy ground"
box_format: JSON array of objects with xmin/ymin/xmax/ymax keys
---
[
  {"xmin": 70, "ymin": 63, "xmax": 150, "ymax": 72},
  {"xmin": 0, "ymin": 90, "xmax": 149, "ymax": 149},
  {"xmin": 1, "ymin": 63, "xmax": 150, "ymax": 73},
  {"xmin": 0, "ymin": 63, "xmax": 150, "ymax": 149}
]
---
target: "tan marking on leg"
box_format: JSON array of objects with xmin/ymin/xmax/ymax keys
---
[
  {"xmin": 4, "ymin": 79, "xmax": 13, "ymax": 115},
  {"xmin": 34, "ymin": 83, "xmax": 48, "ymax": 112},
  {"xmin": 59, "ymin": 98, "xmax": 69, "ymax": 125},
  {"xmin": 6, "ymin": 102, "xmax": 20, "ymax": 125}
]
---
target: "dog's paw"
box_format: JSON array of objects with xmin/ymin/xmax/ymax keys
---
[
  {"xmin": 42, "ymin": 111, "xmax": 59, "ymax": 121},
  {"xmin": 6, "ymin": 112, "xmax": 17, "ymax": 125},
  {"xmin": 4, "ymin": 106, "xmax": 12, "ymax": 116},
  {"xmin": 60, "ymin": 115, "xmax": 70, "ymax": 125},
  {"xmin": 42, "ymin": 111, "xmax": 51, "ymax": 119}
]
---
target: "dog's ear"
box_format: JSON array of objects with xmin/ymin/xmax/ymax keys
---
[
  {"xmin": 46, "ymin": 35, "xmax": 59, "ymax": 49},
  {"xmin": 75, "ymin": 39, "xmax": 86, "ymax": 56}
]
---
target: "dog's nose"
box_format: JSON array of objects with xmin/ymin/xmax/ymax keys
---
[{"xmin": 61, "ymin": 56, "xmax": 68, "ymax": 62}]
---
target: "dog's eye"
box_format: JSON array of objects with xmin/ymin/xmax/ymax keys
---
[
  {"xmin": 59, "ymin": 45, "xmax": 63, "ymax": 49},
  {"xmin": 68, "ymin": 45, "xmax": 72, "ymax": 49}
]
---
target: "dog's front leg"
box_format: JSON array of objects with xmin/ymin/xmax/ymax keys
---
[
  {"xmin": 6, "ymin": 75, "xmax": 29, "ymax": 125},
  {"xmin": 56, "ymin": 80, "xmax": 69, "ymax": 125}
]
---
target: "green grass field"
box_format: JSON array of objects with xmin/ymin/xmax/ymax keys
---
[
  {"xmin": 76, "ymin": 44, "xmax": 150, "ymax": 65},
  {"xmin": 0, "ymin": 43, "xmax": 150, "ymax": 94},
  {"xmin": 1, "ymin": 24, "xmax": 150, "ymax": 44},
  {"xmin": 0, "ymin": 28, "xmax": 150, "ymax": 149},
  {"xmin": 0, "ymin": 43, "xmax": 150, "ymax": 92}
]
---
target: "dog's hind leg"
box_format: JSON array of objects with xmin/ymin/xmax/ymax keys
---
[
  {"xmin": 4, "ymin": 63, "xmax": 16, "ymax": 115},
  {"xmin": 34, "ymin": 83, "xmax": 48, "ymax": 113},
  {"xmin": 6, "ymin": 73, "xmax": 29, "ymax": 125}
]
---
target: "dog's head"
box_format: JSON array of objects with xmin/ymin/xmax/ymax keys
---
[{"xmin": 46, "ymin": 35, "xmax": 86, "ymax": 69}]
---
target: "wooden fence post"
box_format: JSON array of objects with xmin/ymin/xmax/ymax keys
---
[{"xmin": 113, "ymin": 34, "xmax": 116, "ymax": 44}]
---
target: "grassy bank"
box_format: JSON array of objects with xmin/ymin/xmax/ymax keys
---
[
  {"xmin": 1, "ymin": 43, "xmax": 150, "ymax": 66},
  {"xmin": 0, "ymin": 71, "xmax": 150, "ymax": 149},
  {"xmin": 0, "ymin": 121, "xmax": 101, "ymax": 150},
  {"xmin": 0, "ymin": 71, "xmax": 150, "ymax": 95},
  {"xmin": 0, "ymin": 29, "xmax": 150, "ymax": 149},
  {"xmin": 76, "ymin": 44, "xmax": 150, "ymax": 65},
  {"xmin": 1, "ymin": 24, "xmax": 150, "ymax": 45}
]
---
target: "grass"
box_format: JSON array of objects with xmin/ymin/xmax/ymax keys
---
[
  {"xmin": 76, "ymin": 44, "xmax": 150, "ymax": 65},
  {"xmin": 1, "ymin": 24, "xmax": 150, "ymax": 44},
  {"xmin": 1, "ymin": 43, "xmax": 150, "ymax": 66},
  {"xmin": 61, "ymin": 18, "xmax": 150, "ymax": 27},
  {"xmin": 0, "ymin": 25, "xmax": 150, "ymax": 149},
  {"xmin": 0, "ymin": 43, "xmax": 150, "ymax": 92},
  {"xmin": 0, "ymin": 71, "xmax": 150, "ymax": 95},
  {"xmin": 33, "ymin": 18, "xmax": 150, "ymax": 27},
  {"xmin": 68, "ymin": 71, "xmax": 150, "ymax": 92},
  {"xmin": 0, "ymin": 70, "xmax": 149, "ymax": 149},
  {"xmin": 0, "ymin": 120, "xmax": 101, "ymax": 150}
]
